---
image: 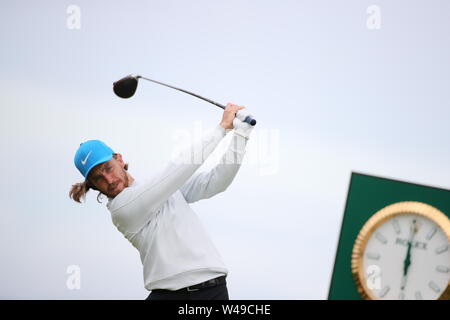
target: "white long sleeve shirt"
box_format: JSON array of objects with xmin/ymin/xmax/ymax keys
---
[{"xmin": 106, "ymin": 124, "xmax": 249, "ymax": 291}]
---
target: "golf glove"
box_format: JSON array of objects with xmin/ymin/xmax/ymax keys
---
[{"xmin": 233, "ymin": 109, "xmax": 255, "ymax": 139}]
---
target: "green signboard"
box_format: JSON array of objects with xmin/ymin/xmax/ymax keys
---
[{"xmin": 328, "ymin": 172, "xmax": 450, "ymax": 300}]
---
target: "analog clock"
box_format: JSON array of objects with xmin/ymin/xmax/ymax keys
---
[{"xmin": 352, "ymin": 201, "xmax": 450, "ymax": 300}]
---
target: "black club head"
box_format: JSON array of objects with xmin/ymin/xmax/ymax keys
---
[{"xmin": 113, "ymin": 75, "xmax": 139, "ymax": 98}]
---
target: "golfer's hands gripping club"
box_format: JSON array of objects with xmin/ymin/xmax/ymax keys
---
[{"xmin": 220, "ymin": 103, "xmax": 255, "ymax": 140}]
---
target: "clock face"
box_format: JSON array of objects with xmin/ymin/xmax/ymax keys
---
[{"xmin": 361, "ymin": 213, "xmax": 450, "ymax": 300}]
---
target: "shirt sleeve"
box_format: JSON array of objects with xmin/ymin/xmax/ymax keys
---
[
  {"xmin": 179, "ymin": 132, "xmax": 249, "ymax": 203},
  {"xmin": 107, "ymin": 124, "xmax": 227, "ymax": 234}
]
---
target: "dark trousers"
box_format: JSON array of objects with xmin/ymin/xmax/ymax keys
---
[{"xmin": 146, "ymin": 282, "xmax": 229, "ymax": 300}]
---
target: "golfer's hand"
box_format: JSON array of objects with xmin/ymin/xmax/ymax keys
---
[
  {"xmin": 220, "ymin": 103, "xmax": 245, "ymax": 130},
  {"xmin": 233, "ymin": 108, "xmax": 255, "ymax": 139}
]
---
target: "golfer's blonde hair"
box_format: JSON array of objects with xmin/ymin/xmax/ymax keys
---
[{"xmin": 69, "ymin": 155, "xmax": 128, "ymax": 204}]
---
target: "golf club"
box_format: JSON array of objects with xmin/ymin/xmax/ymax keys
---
[{"xmin": 113, "ymin": 74, "xmax": 257, "ymax": 126}]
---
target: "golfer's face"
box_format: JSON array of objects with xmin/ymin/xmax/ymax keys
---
[{"xmin": 88, "ymin": 157, "xmax": 128, "ymax": 198}]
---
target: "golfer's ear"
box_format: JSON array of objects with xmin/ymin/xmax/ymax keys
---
[{"xmin": 113, "ymin": 153, "xmax": 124, "ymax": 164}]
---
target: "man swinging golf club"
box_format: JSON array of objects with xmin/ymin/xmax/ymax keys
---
[{"xmin": 69, "ymin": 103, "xmax": 254, "ymax": 300}]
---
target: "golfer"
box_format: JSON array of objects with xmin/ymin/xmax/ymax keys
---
[{"xmin": 69, "ymin": 103, "xmax": 254, "ymax": 300}]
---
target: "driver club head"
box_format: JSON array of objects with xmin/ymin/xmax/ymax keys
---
[{"xmin": 113, "ymin": 75, "xmax": 140, "ymax": 98}]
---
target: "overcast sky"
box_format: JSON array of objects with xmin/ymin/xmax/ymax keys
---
[{"xmin": 0, "ymin": 0, "xmax": 449, "ymax": 299}]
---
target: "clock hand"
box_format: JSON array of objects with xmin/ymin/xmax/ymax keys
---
[
  {"xmin": 403, "ymin": 240, "xmax": 412, "ymax": 277},
  {"xmin": 401, "ymin": 244, "xmax": 412, "ymax": 291},
  {"xmin": 401, "ymin": 219, "xmax": 418, "ymax": 291}
]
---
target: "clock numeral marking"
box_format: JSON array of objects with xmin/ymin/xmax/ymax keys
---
[
  {"xmin": 366, "ymin": 265, "xmax": 381, "ymax": 290},
  {"xmin": 392, "ymin": 219, "xmax": 401, "ymax": 234},
  {"xmin": 428, "ymin": 281, "xmax": 440, "ymax": 293},
  {"xmin": 426, "ymin": 227, "xmax": 437, "ymax": 240},
  {"xmin": 366, "ymin": 252, "xmax": 380, "ymax": 260},
  {"xmin": 436, "ymin": 265, "xmax": 450, "ymax": 273},
  {"xmin": 415, "ymin": 291, "xmax": 423, "ymax": 300},
  {"xmin": 379, "ymin": 286, "xmax": 390, "ymax": 298},
  {"xmin": 375, "ymin": 232, "xmax": 388, "ymax": 245},
  {"xmin": 435, "ymin": 244, "xmax": 448, "ymax": 255}
]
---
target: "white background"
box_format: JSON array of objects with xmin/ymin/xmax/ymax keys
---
[{"xmin": 0, "ymin": 1, "xmax": 449, "ymax": 299}]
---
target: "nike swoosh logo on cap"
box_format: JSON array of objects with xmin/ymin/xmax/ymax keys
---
[{"xmin": 81, "ymin": 151, "xmax": 92, "ymax": 165}]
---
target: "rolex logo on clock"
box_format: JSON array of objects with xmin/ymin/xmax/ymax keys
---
[{"xmin": 352, "ymin": 201, "xmax": 450, "ymax": 300}]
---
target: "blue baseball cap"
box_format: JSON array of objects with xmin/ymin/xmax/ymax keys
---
[{"xmin": 74, "ymin": 140, "xmax": 115, "ymax": 179}]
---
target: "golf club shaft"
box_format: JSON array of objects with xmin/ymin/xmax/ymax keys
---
[{"xmin": 138, "ymin": 76, "xmax": 257, "ymax": 126}]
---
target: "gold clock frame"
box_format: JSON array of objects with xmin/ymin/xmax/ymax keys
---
[{"xmin": 351, "ymin": 201, "xmax": 450, "ymax": 300}]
